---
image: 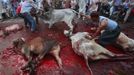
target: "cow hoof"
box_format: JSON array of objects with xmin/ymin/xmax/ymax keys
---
[
  {"xmin": 64, "ymin": 30, "xmax": 73, "ymax": 37},
  {"xmin": 48, "ymin": 25, "xmax": 52, "ymax": 29},
  {"xmin": 48, "ymin": 26, "xmax": 51, "ymax": 29},
  {"xmin": 64, "ymin": 30, "xmax": 70, "ymax": 36}
]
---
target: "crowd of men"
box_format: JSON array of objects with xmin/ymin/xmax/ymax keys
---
[
  {"xmin": 0, "ymin": 0, "xmax": 134, "ymax": 21},
  {"xmin": 0, "ymin": 0, "xmax": 134, "ymax": 31},
  {"xmin": 0, "ymin": 0, "xmax": 19, "ymax": 19},
  {"xmin": 0, "ymin": 0, "xmax": 134, "ymax": 22}
]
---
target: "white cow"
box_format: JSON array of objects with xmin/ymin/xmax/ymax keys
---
[
  {"xmin": 116, "ymin": 32, "xmax": 134, "ymax": 51},
  {"xmin": 39, "ymin": 8, "xmax": 78, "ymax": 36},
  {"xmin": 70, "ymin": 32, "xmax": 125, "ymax": 75}
]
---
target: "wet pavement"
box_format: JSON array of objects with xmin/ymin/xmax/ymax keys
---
[{"xmin": 0, "ymin": 18, "xmax": 134, "ymax": 75}]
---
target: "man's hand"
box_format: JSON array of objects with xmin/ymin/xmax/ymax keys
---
[
  {"xmin": 80, "ymin": 13, "xmax": 84, "ymax": 16},
  {"xmin": 91, "ymin": 27, "xmax": 97, "ymax": 31},
  {"xmin": 91, "ymin": 33, "xmax": 98, "ymax": 40},
  {"xmin": 79, "ymin": 13, "xmax": 91, "ymax": 20}
]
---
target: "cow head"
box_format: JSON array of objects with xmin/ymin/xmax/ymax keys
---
[
  {"xmin": 12, "ymin": 37, "xmax": 26, "ymax": 49},
  {"xmin": 70, "ymin": 32, "xmax": 92, "ymax": 42}
]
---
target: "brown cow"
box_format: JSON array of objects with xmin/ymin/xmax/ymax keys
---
[{"xmin": 12, "ymin": 37, "xmax": 62, "ymax": 72}]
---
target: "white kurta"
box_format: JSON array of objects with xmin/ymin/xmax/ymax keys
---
[
  {"xmin": 89, "ymin": 0, "xmax": 99, "ymax": 13},
  {"xmin": 76, "ymin": 0, "xmax": 87, "ymax": 14},
  {"xmin": 70, "ymin": 0, "xmax": 77, "ymax": 9}
]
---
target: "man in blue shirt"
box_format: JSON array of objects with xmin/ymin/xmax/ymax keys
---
[
  {"xmin": 20, "ymin": 0, "xmax": 37, "ymax": 32},
  {"xmin": 82, "ymin": 11, "xmax": 121, "ymax": 46}
]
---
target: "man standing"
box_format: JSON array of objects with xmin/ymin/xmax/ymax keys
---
[
  {"xmin": 20, "ymin": 0, "xmax": 37, "ymax": 32},
  {"xmin": 86, "ymin": 0, "xmax": 99, "ymax": 15},
  {"xmin": 109, "ymin": 0, "xmax": 122, "ymax": 17},
  {"xmin": 124, "ymin": 0, "xmax": 134, "ymax": 23},
  {"xmin": 11, "ymin": 0, "xmax": 18, "ymax": 18},
  {"xmin": 76, "ymin": 0, "xmax": 87, "ymax": 15}
]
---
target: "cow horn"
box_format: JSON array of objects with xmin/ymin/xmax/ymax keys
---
[{"xmin": 21, "ymin": 37, "xmax": 26, "ymax": 42}]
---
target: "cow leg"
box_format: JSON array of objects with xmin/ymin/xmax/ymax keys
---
[
  {"xmin": 94, "ymin": 55, "xmax": 110, "ymax": 60},
  {"xmin": 48, "ymin": 14, "xmax": 55, "ymax": 29},
  {"xmin": 99, "ymin": 52, "xmax": 127, "ymax": 59},
  {"xmin": 65, "ymin": 21, "xmax": 73, "ymax": 30},
  {"xmin": 35, "ymin": 15, "xmax": 39, "ymax": 25},
  {"xmin": 102, "ymin": 50, "xmax": 116, "ymax": 57},
  {"xmin": 132, "ymin": 47, "xmax": 134, "ymax": 51},
  {"xmin": 48, "ymin": 24, "xmax": 52, "ymax": 29},
  {"xmin": 68, "ymin": 16, "xmax": 74, "ymax": 32},
  {"xmin": 64, "ymin": 21, "xmax": 74, "ymax": 36},
  {"xmin": 84, "ymin": 55, "xmax": 93, "ymax": 75},
  {"xmin": 48, "ymin": 21, "xmax": 54, "ymax": 29},
  {"xmin": 97, "ymin": 53, "xmax": 133, "ymax": 61},
  {"xmin": 48, "ymin": 13, "xmax": 56, "ymax": 29},
  {"xmin": 50, "ymin": 45, "xmax": 63, "ymax": 69}
]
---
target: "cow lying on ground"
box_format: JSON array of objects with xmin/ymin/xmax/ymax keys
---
[
  {"xmin": 0, "ymin": 24, "xmax": 23, "ymax": 38},
  {"xmin": 116, "ymin": 32, "xmax": 134, "ymax": 51},
  {"xmin": 100, "ymin": 30, "xmax": 134, "ymax": 51},
  {"xmin": 39, "ymin": 8, "xmax": 78, "ymax": 36},
  {"xmin": 12, "ymin": 37, "xmax": 62, "ymax": 74},
  {"xmin": 70, "ymin": 32, "xmax": 126, "ymax": 75}
]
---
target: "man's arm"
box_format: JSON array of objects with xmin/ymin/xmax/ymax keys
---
[
  {"xmin": 80, "ymin": 13, "xmax": 91, "ymax": 20},
  {"xmin": 92, "ymin": 19, "xmax": 108, "ymax": 39}
]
